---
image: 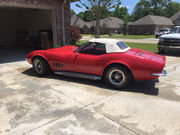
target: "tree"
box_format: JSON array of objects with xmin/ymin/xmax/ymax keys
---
[
  {"xmin": 131, "ymin": 0, "xmax": 152, "ymax": 21},
  {"xmin": 113, "ymin": 6, "xmax": 129, "ymax": 19},
  {"xmin": 150, "ymin": 0, "xmax": 170, "ymax": 15},
  {"xmin": 163, "ymin": 2, "xmax": 180, "ymax": 17},
  {"xmin": 76, "ymin": 0, "xmax": 121, "ymax": 38},
  {"xmin": 71, "ymin": 25, "xmax": 82, "ymax": 45},
  {"xmin": 77, "ymin": 12, "xmax": 85, "ymax": 20},
  {"xmin": 70, "ymin": 9, "xmax": 75, "ymax": 15},
  {"xmin": 100, "ymin": 8, "xmax": 113, "ymax": 19},
  {"xmin": 131, "ymin": 0, "xmax": 176, "ymax": 21},
  {"xmin": 77, "ymin": 8, "xmax": 112, "ymax": 22},
  {"xmin": 77, "ymin": 11, "xmax": 94, "ymax": 22},
  {"xmin": 84, "ymin": 10, "xmax": 95, "ymax": 22}
]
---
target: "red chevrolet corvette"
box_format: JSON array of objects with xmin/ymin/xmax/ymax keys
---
[{"xmin": 26, "ymin": 38, "xmax": 166, "ymax": 88}]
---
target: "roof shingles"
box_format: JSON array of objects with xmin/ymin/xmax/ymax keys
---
[{"xmin": 129, "ymin": 15, "xmax": 174, "ymax": 26}]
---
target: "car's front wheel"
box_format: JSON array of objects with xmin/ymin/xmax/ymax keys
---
[
  {"xmin": 104, "ymin": 65, "xmax": 132, "ymax": 89},
  {"xmin": 32, "ymin": 57, "xmax": 50, "ymax": 76}
]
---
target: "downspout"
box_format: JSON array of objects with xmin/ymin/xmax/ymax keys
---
[{"xmin": 62, "ymin": 0, "xmax": 67, "ymax": 45}]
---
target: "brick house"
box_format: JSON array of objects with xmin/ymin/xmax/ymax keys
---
[
  {"xmin": 170, "ymin": 11, "xmax": 180, "ymax": 26},
  {"xmin": 90, "ymin": 17, "xmax": 124, "ymax": 34},
  {"xmin": 128, "ymin": 15, "xmax": 174, "ymax": 35},
  {"xmin": 0, "ymin": 0, "xmax": 76, "ymax": 49},
  {"xmin": 71, "ymin": 14, "xmax": 91, "ymax": 34}
]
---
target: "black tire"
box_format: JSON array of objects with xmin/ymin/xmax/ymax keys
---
[
  {"xmin": 104, "ymin": 65, "xmax": 132, "ymax": 89},
  {"xmin": 32, "ymin": 57, "xmax": 50, "ymax": 76}
]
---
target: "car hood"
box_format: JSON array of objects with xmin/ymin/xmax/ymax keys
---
[
  {"xmin": 160, "ymin": 33, "xmax": 180, "ymax": 39},
  {"xmin": 46, "ymin": 46, "xmax": 78, "ymax": 53},
  {"xmin": 26, "ymin": 46, "xmax": 78, "ymax": 59}
]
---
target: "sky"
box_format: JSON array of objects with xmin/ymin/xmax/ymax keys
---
[{"xmin": 70, "ymin": 0, "xmax": 180, "ymax": 14}]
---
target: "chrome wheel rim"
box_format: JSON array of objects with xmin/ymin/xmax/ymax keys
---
[
  {"xmin": 109, "ymin": 69, "xmax": 125, "ymax": 86},
  {"xmin": 33, "ymin": 59, "xmax": 43, "ymax": 73}
]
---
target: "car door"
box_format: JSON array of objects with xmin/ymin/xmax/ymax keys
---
[{"xmin": 64, "ymin": 42, "xmax": 107, "ymax": 76}]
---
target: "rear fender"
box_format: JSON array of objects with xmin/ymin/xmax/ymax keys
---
[{"xmin": 103, "ymin": 60, "xmax": 134, "ymax": 77}]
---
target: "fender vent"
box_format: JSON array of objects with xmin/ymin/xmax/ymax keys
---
[{"xmin": 53, "ymin": 63, "xmax": 63, "ymax": 68}]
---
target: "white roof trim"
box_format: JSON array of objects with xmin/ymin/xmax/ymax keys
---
[{"xmin": 89, "ymin": 38, "xmax": 131, "ymax": 53}]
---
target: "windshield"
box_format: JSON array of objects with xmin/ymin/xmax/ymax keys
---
[
  {"xmin": 160, "ymin": 29, "xmax": 168, "ymax": 32},
  {"xmin": 75, "ymin": 42, "xmax": 89, "ymax": 52},
  {"xmin": 116, "ymin": 42, "xmax": 129, "ymax": 50},
  {"xmin": 170, "ymin": 27, "xmax": 180, "ymax": 34}
]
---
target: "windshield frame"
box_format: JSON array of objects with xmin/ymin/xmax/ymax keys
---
[{"xmin": 74, "ymin": 42, "xmax": 90, "ymax": 53}]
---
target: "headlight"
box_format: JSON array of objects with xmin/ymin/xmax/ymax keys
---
[{"xmin": 159, "ymin": 38, "xmax": 164, "ymax": 42}]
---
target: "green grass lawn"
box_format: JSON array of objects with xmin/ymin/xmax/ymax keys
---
[
  {"xmin": 82, "ymin": 34, "xmax": 155, "ymax": 39},
  {"xmin": 101, "ymin": 34, "xmax": 155, "ymax": 39},
  {"xmin": 75, "ymin": 40, "xmax": 158, "ymax": 53},
  {"xmin": 81, "ymin": 34, "xmax": 95, "ymax": 36},
  {"xmin": 126, "ymin": 42, "xmax": 158, "ymax": 53},
  {"xmin": 75, "ymin": 40, "xmax": 88, "ymax": 47}
]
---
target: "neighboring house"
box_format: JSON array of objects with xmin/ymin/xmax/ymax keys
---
[
  {"xmin": 128, "ymin": 15, "xmax": 174, "ymax": 35},
  {"xmin": 127, "ymin": 22, "xmax": 133, "ymax": 26},
  {"xmin": 90, "ymin": 17, "xmax": 124, "ymax": 34},
  {"xmin": 71, "ymin": 14, "xmax": 91, "ymax": 34},
  {"xmin": 170, "ymin": 11, "xmax": 180, "ymax": 26},
  {"xmin": 101, "ymin": 17, "xmax": 124, "ymax": 34},
  {"xmin": 0, "ymin": 0, "xmax": 75, "ymax": 49}
]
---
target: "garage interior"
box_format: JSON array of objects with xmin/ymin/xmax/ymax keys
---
[{"xmin": 0, "ymin": 7, "xmax": 54, "ymax": 50}]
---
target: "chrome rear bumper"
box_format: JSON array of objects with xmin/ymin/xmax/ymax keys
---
[{"xmin": 152, "ymin": 70, "xmax": 166, "ymax": 76}]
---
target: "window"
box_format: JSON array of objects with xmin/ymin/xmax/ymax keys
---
[
  {"xmin": 177, "ymin": 28, "xmax": 180, "ymax": 33},
  {"xmin": 79, "ymin": 42, "xmax": 106, "ymax": 55},
  {"xmin": 160, "ymin": 29, "xmax": 164, "ymax": 32},
  {"xmin": 170, "ymin": 27, "xmax": 178, "ymax": 33},
  {"xmin": 116, "ymin": 42, "xmax": 128, "ymax": 50},
  {"xmin": 95, "ymin": 43, "xmax": 106, "ymax": 50}
]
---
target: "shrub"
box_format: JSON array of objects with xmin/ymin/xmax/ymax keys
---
[{"xmin": 71, "ymin": 25, "xmax": 82, "ymax": 45}]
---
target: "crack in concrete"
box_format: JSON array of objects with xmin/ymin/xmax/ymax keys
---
[
  {"xmin": 11, "ymin": 65, "xmax": 140, "ymax": 135},
  {"xmin": 23, "ymin": 88, "xmax": 140, "ymax": 135},
  {"xmin": 95, "ymin": 113, "xmax": 141, "ymax": 135}
]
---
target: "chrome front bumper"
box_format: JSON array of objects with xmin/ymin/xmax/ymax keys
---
[{"xmin": 152, "ymin": 70, "xmax": 166, "ymax": 76}]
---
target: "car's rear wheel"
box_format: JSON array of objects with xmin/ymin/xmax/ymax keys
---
[
  {"xmin": 104, "ymin": 65, "xmax": 132, "ymax": 89},
  {"xmin": 32, "ymin": 57, "xmax": 50, "ymax": 76}
]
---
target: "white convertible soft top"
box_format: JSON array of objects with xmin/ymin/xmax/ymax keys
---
[{"xmin": 89, "ymin": 38, "xmax": 131, "ymax": 53}]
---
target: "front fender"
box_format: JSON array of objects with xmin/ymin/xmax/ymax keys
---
[{"xmin": 26, "ymin": 51, "xmax": 49, "ymax": 65}]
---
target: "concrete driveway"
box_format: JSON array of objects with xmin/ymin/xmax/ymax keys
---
[{"xmin": 0, "ymin": 49, "xmax": 180, "ymax": 135}]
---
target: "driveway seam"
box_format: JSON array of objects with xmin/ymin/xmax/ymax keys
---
[
  {"xmin": 23, "ymin": 87, "xmax": 122, "ymax": 134},
  {"xmin": 44, "ymin": 88, "xmax": 141, "ymax": 135},
  {"xmin": 49, "ymin": 86, "xmax": 85, "ymax": 105},
  {"xmin": 23, "ymin": 106, "xmax": 86, "ymax": 135},
  {"xmin": 11, "ymin": 66, "xmax": 141, "ymax": 135},
  {"xmin": 23, "ymin": 98, "xmax": 139, "ymax": 135},
  {"xmin": 82, "ymin": 91, "xmax": 119, "ymax": 108},
  {"xmin": 84, "ymin": 92, "xmax": 141, "ymax": 135},
  {"xmin": 93, "ymin": 111, "xmax": 141, "ymax": 135}
]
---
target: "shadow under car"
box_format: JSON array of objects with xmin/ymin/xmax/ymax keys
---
[{"xmin": 22, "ymin": 68, "xmax": 159, "ymax": 96}]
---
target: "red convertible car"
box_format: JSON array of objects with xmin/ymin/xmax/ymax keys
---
[{"xmin": 26, "ymin": 38, "xmax": 166, "ymax": 88}]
